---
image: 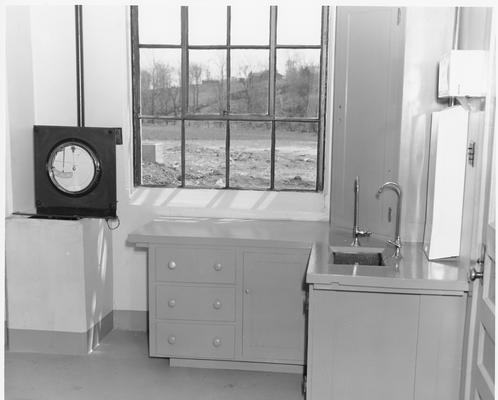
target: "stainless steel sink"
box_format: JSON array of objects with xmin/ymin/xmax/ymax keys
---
[{"xmin": 329, "ymin": 247, "xmax": 386, "ymax": 266}]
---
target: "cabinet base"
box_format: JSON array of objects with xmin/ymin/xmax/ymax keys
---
[{"xmin": 169, "ymin": 358, "xmax": 304, "ymax": 374}]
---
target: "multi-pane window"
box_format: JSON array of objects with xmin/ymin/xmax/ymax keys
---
[{"xmin": 131, "ymin": 5, "xmax": 329, "ymax": 191}]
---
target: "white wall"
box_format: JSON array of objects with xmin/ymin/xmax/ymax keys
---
[
  {"xmin": 6, "ymin": 6, "xmax": 36, "ymax": 213},
  {"xmin": 5, "ymin": 5, "xmax": 332, "ymax": 312},
  {"xmin": 6, "ymin": 5, "xmax": 492, "ymax": 312},
  {"xmin": 398, "ymin": 8, "xmax": 455, "ymax": 243},
  {"xmin": 30, "ymin": 6, "xmax": 77, "ymax": 126},
  {"xmin": 5, "ymin": 5, "xmax": 114, "ymax": 323},
  {"xmin": 80, "ymin": 6, "xmax": 333, "ymax": 311},
  {"xmin": 1, "ymin": 0, "xmax": 8, "ymax": 377}
]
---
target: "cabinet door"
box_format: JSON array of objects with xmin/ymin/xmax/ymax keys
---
[
  {"xmin": 307, "ymin": 289, "xmax": 419, "ymax": 400},
  {"xmin": 242, "ymin": 249, "xmax": 309, "ymax": 363}
]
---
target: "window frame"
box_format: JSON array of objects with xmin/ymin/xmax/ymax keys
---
[{"xmin": 130, "ymin": 5, "xmax": 329, "ymax": 192}]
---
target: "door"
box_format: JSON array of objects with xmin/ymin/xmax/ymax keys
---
[
  {"xmin": 331, "ymin": 7, "xmax": 405, "ymax": 237},
  {"xmin": 468, "ymin": 92, "xmax": 495, "ymax": 399},
  {"xmin": 242, "ymin": 249, "xmax": 309, "ymax": 363},
  {"xmin": 461, "ymin": 9, "xmax": 495, "ymax": 400},
  {"xmin": 469, "ymin": 229, "xmax": 495, "ymax": 400}
]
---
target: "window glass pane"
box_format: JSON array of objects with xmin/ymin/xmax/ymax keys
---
[
  {"xmin": 230, "ymin": 122, "xmax": 271, "ymax": 189},
  {"xmin": 189, "ymin": 6, "xmax": 226, "ymax": 45},
  {"xmin": 141, "ymin": 119, "xmax": 182, "ymax": 186},
  {"xmin": 276, "ymin": 49, "xmax": 320, "ymax": 118},
  {"xmin": 138, "ymin": 5, "xmax": 180, "ymax": 45},
  {"xmin": 231, "ymin": 6, "xmax": 269, "ymax": 45},
  {"xmin": 277, "ymin": 7, "xmax": 321, "ymax": 45},
  {"xmin": 275, "ymin": 122, "xmax": 317, "ymax": 190},
  {"xmin": 140, "ymin": 49, "xmax": 181, "ymax": 117},
  {"xmin": 189, "ymin": 50, "xmax": 227, "ymax": 114},
  {"xmin": 185, "ymin": 121, "xmax": 226, "ymax": 187},
  {"xmin": 230, "ymin": 50, "xmax": 269, "ymax": 114}
]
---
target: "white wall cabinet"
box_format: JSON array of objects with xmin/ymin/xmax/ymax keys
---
[
  {"xmin": 147, "ymin": 242, "xmax": 309, "ymax": 371},
  {"xmin": 307, "ymin": 286, "xmax": 466, "ymax": 400}
]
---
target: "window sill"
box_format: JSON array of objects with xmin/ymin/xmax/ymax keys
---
[{"xmin": 125, "ymin": 186, "xmax": 329, "ymax": 221}]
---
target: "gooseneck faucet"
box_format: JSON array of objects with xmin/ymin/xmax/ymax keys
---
[
  {"xmin": 351, "ymin": 176, "xmax": 372, "ymax": 247},
  {"xmin": 376, "ymin": 182, "xmax": 402, "ymax": 257}
]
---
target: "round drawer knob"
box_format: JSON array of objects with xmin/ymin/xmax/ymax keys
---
[
  {"xmin": 168, "ymin": 335, "xmax": 176, "ymax": 345},
  {"xmin": 213, "ymin": 263, "xmax": 222, "ymax": 271},
  {"xmin": 168, "ymin": 261, "xmax": 177, "ymax": 270},
  {"xmin": 212, "ymin": 337, "xmax": 222, "ymax": 348},
  {"xmin": 213, "ymin": 300, "xmax": 222, "ymax": 310},
  {"xmin": 168, "ymin": 299, "xmax": 176, "ymax": 308}
]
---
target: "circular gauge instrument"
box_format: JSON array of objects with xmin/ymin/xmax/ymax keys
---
[{"xmin": 47, "ymin": 141, "xmax": 101, "ymax": 195}]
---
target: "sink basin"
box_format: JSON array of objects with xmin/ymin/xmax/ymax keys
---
[{"xmin": 329, "ymin": 247, "xmax": 386, "ymax": 266}]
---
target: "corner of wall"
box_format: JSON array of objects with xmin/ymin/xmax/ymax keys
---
[{"xmin": 6, "ymin": 5, "xmax": 36, "ymax": 214}]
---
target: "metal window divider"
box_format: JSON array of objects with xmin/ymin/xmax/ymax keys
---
[
  {"xmin": 317, "ymin": 6, "xmax": 330, "ymax": 192},
  {"xmin": 131, "ymin": 5, "xmax": 329, "ymax": 191},
  {"xmin": 269, "ymin": 6, "xmax": 277, "ymax": 190},
  {"xmin": 180, "ymin": 6, "xmax": 189, "ymax": 187},
  {"xmin": 225, "ymin": 6, "xmax": 231, "ymax": 189},
  {"xmin": 130, "ymin": 6, "xmax": 142, "ymax": 186}
]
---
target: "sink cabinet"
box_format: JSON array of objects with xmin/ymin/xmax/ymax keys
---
[
  {"xmin": 147, "ymin": 242, "xmax": 309, "ymax": 371},
  {"xmin": 306, "ymin": 285, "xmax": 467, "ymax": 400}
]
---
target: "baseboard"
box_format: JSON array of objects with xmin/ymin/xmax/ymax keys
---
[
  {"xmin": 113, "ymin": 310, "xmax": 148, "ymax": 332},
  {"xmin": 170, "ymin": 358, "xmax": 304, "ymax": 374},
  {"xmin": 7, "ymin": 311, "xmax": 114, "ymax": 355}
]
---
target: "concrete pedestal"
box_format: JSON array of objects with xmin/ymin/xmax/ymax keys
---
[{"xmin": 5, "ymin": 216, "xmax": 113, "ymax": 354}]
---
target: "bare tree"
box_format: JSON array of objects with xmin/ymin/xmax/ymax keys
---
[
  {"xmin": 140, "ymin": 70, "xmax": 153, "ymax": 115},
  {"xmin": 189, "ymin": 63, "xmax": 203, "ymax": 112},
  {"xmin": 215, "ymin": 57, "xmax": 226, "ymax": 114},
  {"xmin": 238, "ymin": 65, "xmax": 255, "ymax": 112}
]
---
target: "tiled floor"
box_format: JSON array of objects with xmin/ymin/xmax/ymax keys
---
[{"xmin": 5, "ymin": 330, "xmax": 304, "ymax": 400}]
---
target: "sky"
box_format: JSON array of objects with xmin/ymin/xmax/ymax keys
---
[
  {"xmin": 139, "ymin": 5, "xmax": 322, "ymax": 83},
  {"xmin": 138, "ymin": 5, "xmax": 321, "ymax": 45}
]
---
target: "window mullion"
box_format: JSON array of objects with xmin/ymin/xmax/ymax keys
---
[
  {"xmin": 317, "ymin": 6, "xmax": 329, "ymax": 191},
  {"xmin": 130, "ymin": 6, "xmax": 142, "ymax": 186},
  {"xmin": 180, "ymin": 6, "xmax": 189, "ymax": 187},
  {"xmin": 269, "ymin": 6, "xmax": 277, "ymax": 190},
  {"xmin": 225, "ymin": 6, "xmax": 231, "ymax": 189}
]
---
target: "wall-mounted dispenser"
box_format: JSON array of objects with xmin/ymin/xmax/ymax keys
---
[
  {"xmin": 424, "ymin": 106, "xmax": 469, "ymax": 260},
  {"xmin": 438, "ymin": 50, "xmax": 489, "ymax": 98}
]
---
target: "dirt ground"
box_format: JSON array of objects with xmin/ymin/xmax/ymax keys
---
[{"xmin": 141, "ymin": 123, "xmax": 318, "ymax": 190}]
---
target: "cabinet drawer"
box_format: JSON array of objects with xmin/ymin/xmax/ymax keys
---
[
  {"xmin": 154, "ymin": 322, "xmax": 235, "ymax": 359},
  {"xmin": 154, "ymin": 246, "xmax": 235, "ymax": 283},
  {"xmin": 155, "ymin": 285, "xmax": 235, "ymax": 322}
]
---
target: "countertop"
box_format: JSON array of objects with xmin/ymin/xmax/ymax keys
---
[{"xmin": 128, "ymin": 217, "xmax": 469, "ymax": 293}]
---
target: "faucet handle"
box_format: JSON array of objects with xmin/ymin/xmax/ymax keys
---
[
  {"xmin": 386, "ymin": 239, "xmax": 401, "ymax": 248},
  {"xmin": 356, "ymin": 228, "xmax": 372, "ymax": 238},
  {"xmin": 386, "ymin": 239, "xmax": 402, "ymax": 258}
]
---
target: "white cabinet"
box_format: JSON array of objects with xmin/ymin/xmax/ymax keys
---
[
  {"xmin": 242, "ymin": 249, "xmax": 309, "ymax": 363},
  {"xmin": 424, "ymin": 106, "xmax": 469, "ymax": 260},
  {"xmin": 148, "ymin": 244, "xmax": 237, "ymax": 360},
  {"xmin": 146, "ymin": 242, "xmax": 310, "ymax": 370},
  {"xmin": 307, "ymin": 286, "xmax": 466, "ymax": 400}
]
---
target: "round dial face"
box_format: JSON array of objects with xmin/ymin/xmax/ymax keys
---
[{"xmin": 47, "ymin": 141, "xmax": 101, "ymax": 195}]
